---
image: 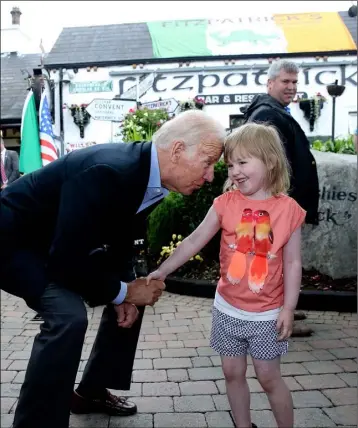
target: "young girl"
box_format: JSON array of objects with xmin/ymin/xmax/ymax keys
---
[{"xmin": 147, "ymin": 123, "xmax": 305, "ymax": 428}]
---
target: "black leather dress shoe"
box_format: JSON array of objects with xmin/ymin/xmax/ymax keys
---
[{"xmin": 71, "ymin": 389, "xmax": 137, "ymax": 416}]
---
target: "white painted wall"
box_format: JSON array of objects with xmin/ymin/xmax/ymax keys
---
[{"xmin": 49, "ymin": 56, "xmax": 357, "ymax": 147}]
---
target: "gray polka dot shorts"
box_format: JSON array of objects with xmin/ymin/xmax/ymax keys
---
[{"xmin": 210, "ymin": 307, "xmax": 288, "ymax": 360}]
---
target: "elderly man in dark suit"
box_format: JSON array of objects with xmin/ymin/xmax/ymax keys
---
[
  {"xmin": 1, "ymin": 136, "xmax": 20, "ymax": 190},
  {"xmin": 0, "ymin": 110, "xmax": 226, "ymax": 428}
]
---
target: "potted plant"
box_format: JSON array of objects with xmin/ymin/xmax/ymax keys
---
[{"xmin": 179, "ymin": 96, "xmax": 206, "ymax": 112}]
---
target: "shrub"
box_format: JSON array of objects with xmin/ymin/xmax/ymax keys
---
[
  {"xmin": 312, "ymin": 136, "xmax": 356, "ymax": 155},
  {"xmin": 121, "ymin": 107, "xmax": 169, "ymax": 142},
  {"xmin": 147, "ymin": 160, "xmax": 228, "ymax": 259}
]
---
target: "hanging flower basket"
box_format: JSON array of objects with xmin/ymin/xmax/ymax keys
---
[
  {"xmin": 298, "ymin": 93, "xmax": 326, "ymax": 132},
  {"xmin": 179, "ymin": 96, "xmax": 206, "ymax": 112},
  {"xmin": 67, "ymin": 104, "xmax": 91, "ymax": 138}
]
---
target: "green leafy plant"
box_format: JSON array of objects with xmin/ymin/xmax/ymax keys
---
[
  {"xmin": 312, "ymin": 136, "xmax": 356, "ymax": 155},
  {"xmin": 121, "ymin": 107, "xmax": 169, "ymax": 142}
]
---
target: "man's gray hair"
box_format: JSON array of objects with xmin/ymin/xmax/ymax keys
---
[
  {"xmin": 153, "ymin": 109, "xmax": 226, "ymax": 152},
  {"xmin": 268, "ymin": 60, "xmax": 299, "ymax": 80}
]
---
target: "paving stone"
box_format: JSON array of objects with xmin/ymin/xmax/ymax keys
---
[
  {"xmin": 108, "ymin": 383, "xmax": 142, "ymax": 398},
  {"xmin": 335, "ymin": 359, "xmax": 357, "ymax": 372},
  {"xmin": 159, "ymin": 326, "xmax": 189, "ymax": 334},
  {"xmin": 1, "ymin": 383, "xmax": 22, "ymax": 398},
  {"xmin": 166, "ymin": 340, "xmax": 184, "ymax": 349},
  {"xmin": 302, "ymin": 360, "xmax": 344, "ymax": 374},
  {"xmin": 175, "ymin": 311, "xmax": 198, "ymax": 319},
  {"xmin": 210, "ymin": 356, "xmax": 221, "ymax": 366},
  {"xmin": 205, "ymin": 411, "xmax": 234, "ymax": 427},
  {"xmin": 180, "ymin": 381, "xmax": 218, "ymax": 395},
  {"xmin": 188, "ymin": 367, "xmax": 224, "ymax": 381},
  {"xmin": 154, "ymin": 357, "xmax": 192, "ymax": 369},
  {"xmin": 167, "ymin": 369, "xmax": 189, "ymax": 382},
  {"xmin": 292, "ymin": 390, "xmax": 332, "ymax": 408},
  {"xmin": 133, "ymin": 359, "xmax": 153, "ymax": 370},
  {"xmin": 154, "ymin": 412, "xmax": 206, "ymax": 428},
  {"xmin": 185, "ymin": 339, "xmax": 210, "ymax": 347},
  {"xmin": 1, "ymin": 351, "xmax": 12, "ymax": 359},
  {"xmin": 174, "ymin": 395, "xmax": 215, "ymax": 412},
  {"xmin": 251, "ymin": 410, "xmax": 276, "ymax": 428},
  {"xmin": 324, "ymin": 405, "xmax": 357, "ymax": 426},
  {"xmin": 161, "ymin": 313, "xmax": 176, "ymax": 321},
  {"xmin": 1, "ymin": 371, "xmax": 17, "ymax": 383},
  {"xmin": 337, "ymin": 372, "xmax": 357, "ymax": 387},
  {"xmin": 161, "ymin": 348, "xmax": 198, "ymax": 358},
  {"xmin": 1, "ymin": 360, "xmax": 12, "ymax": 370},
  {"xmin": 197, "ymin": 347, "xmax": 219, "ymax": 357},
  {"xmin": 295, "ymin": 374, "xmax": 346, "ymax": 389},
  {"xmin": 293, "ymin": 408, "xmax": 336, "ymax": 427},
  {"xmin": 280, "ymin": 363, "xmax": 309, "ymax": 376},
  {"xmin": 322, "ymin": 388, "xmax": 357, "ymax": 405},
  {"xmin": 69, "ymin": 414, "xmax": 109, "ymax": 427},
  {"xmin": 142, "ymin": 382, "xmax": 180, "ymax": 396},
  {"xmin": 0, "ymin": 414, "xmax": 14, "ymax": 428},
  {"xmin": 137, "ymin": 341, "xmax": 167, "ymax": 350},
  {"xmin": 109, "ymin": 413, "xmax": 153, "ymax": 427},
  {"xmin": 1, "ymin": 397, "xmax": 17, "ymax": 413},
  {"xmin": 310, "ymin": 349, "xmax": 336, "ymax": 361},
  {"xmin": 342, "ymin": 337, "xmax": 357, "ymax": 348},
  {"xmin": 132, "ymin": 369, "xmax": 167, "ymax": 383},
  {"xmin": 142, "ymin": 349, "xmax": 160, "ymax": 359},
  {"xmin": 7, "ymin": 360, "xmax": 28, "ymax": 371},
  {"xmin": 154, "ymin": 306, "xmax": 176, "ymax": 314},
  {"xmin": 329, "ymin": 347, "xmax": 357, "ymax": 359},
  {"xmin": 308, "ymin": 339, "xmax": 346, "ymax": 349},
  {"xmin": 134, "ymin": 396, "xmax": 174, "ymax": 413},
  {"xmin": 176, "ymin": 332, "xmax": 204, "ymax": 341},
  {"xmin": 169, "ymin": 319, "xmax": 193, "ymax": 327},
  {"xmin": 212, "ymin": 394, "xmax": 230, "ymax": 411},
  {"xmin": 282, "ymin": 351, "xmax": 317, "ymax": 363},
  {"xmin": 191, "ymin": 357, "xmax": 213, "ymax": 367}
]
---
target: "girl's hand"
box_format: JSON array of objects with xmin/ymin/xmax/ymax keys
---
[
  {"xmin": 276, "ymin": 308, "xmax": 294, "ymax": 341},
  {"xmin": 146, "ymin": 269, "xmax": 167, "ymax": 285}
]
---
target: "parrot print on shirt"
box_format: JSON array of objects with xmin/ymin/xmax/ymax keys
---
[
  {"xmin": 227, "ymin": 208, "xmax": 254, "ymax": 284},
  {"xmin": 227, "ymin": 208, "xmax": 275, "ymax": 293}
]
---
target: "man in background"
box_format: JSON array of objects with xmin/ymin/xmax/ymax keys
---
[
  {"xmin": 1, "ymin": 135, "xmax": 20, "ymax": 190},
  {"xmin": 244, "ymin": 60, "xmax": 319, "ymax": 336}
]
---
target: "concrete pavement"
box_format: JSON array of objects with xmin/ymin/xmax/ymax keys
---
[{"xmin": 1, "ymin": 290, "xmax": 357, "ymax": 427}]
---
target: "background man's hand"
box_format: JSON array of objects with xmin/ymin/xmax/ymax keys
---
[
  {"xmin": 114, "ymin": 303, "xmax": 139, "ymax": 328},
  {"xmin": 124, "ymin": 277, "xmax": 165, "ymax": 306}
]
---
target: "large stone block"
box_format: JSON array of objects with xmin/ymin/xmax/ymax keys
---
[{"xmin": 302, "ymin": 150, "xmax": 357, "ymax": 278}]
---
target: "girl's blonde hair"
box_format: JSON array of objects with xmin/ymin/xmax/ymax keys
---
[{"xmin": 223, "ymin": 122, "xmax": 291, "ymax": 195}]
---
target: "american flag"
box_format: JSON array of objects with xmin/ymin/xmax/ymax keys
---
[{"xmin": 39, "ymin": 92, "xmax": 58, "ymax": 166}]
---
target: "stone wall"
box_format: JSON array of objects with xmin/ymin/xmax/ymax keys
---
[{"xmin": 302, "ymin": 150, "xmax": 357, "ymax": 279}]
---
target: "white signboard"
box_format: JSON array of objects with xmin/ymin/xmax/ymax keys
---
[
  {"xmin": 120, "ymin": 73, "xmax": 155, "ymax": 100},
  {"xmin": 141, "ymin": 98, "xmax": 179, "ymax": 113},
  {"xmin": 86, "ymin": 99, "xmax": 136, "ymax": 122}
]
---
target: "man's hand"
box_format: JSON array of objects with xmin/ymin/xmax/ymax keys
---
[
  {"xmin": 276, "ymin": 308, "xmax": 294, "ymax": 341},
  {"xmin": 114, "ymin": 303, "xmax": 139, "ymax": 328},
  {"xmin": 124, "ymin": 277, "xmax": 165, "ymax": 306}
]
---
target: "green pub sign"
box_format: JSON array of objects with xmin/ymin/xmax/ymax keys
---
[{"xmin": 69, "ymin": 81, "xmax": 113, "ymax": 94}]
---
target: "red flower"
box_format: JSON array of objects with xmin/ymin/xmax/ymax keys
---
[
  {"xmin": 129, "ymin": 108, "xmax": 135, "ymax": 113},
  {"xmin": 156, "ymin": 121, "xmax": 161, "ymax": 127}
]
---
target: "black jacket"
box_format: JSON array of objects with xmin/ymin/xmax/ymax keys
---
[
  {"xmin": 0, "ymin": 142, "xmax": 155, "ymax": 306},
  {"xmin": 244, "ymin": 94, "xmax": 319, "ymax": 225}
]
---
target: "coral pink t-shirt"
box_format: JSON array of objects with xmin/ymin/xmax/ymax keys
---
[{"xmin": 213, "ymin": 191, "xmax": 306, "ymax": 313}]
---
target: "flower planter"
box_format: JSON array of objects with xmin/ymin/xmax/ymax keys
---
[{"xmin": 165, "ymin": 275, "xmax": 357, "ymax": 313}]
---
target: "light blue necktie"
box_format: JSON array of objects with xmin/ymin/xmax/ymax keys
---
[{"xmin": 284, "ymin": 106, "xmax": 291, "ymax": 115}]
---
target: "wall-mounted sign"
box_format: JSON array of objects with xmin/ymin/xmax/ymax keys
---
[
  {"xmin": 86, "ymin": 98, "xmax": 136, "ymax": 122},
  {"xmin": 69, "ymin": 81, "xmax": 113, "ymax": 94},
  {"xmin": 120, "ymin": 73, "xmax": 156, "ymax": 100},
  {"xmin": 198, "ymin": 92, "xmax": 308, "ymax": 105},
  {"xmin": 141, "ymin": 98, "xmax": 179, "ymax": 113}
]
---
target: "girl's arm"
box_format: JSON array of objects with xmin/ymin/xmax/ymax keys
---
[
  {"xmin": 147, "ymin": 206, "xmax": 221, "ymax": 281},
  {"xmin": 282, "ymin": 226, "xmax": 302, "ymax": 311},
  {"xmin": 277, "ymin": 226, "xmax": 302, "ymax": 340}
]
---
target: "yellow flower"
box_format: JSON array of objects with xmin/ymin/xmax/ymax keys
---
[
  {"xmin": 195, "ymin": 255, "xmax": 204, "ymax": 262},
  {"xmin": 177, "ymin": 235, "xmax": 182, "ymax": 240},
  {"xmin": 172, "ymin": 234, "xmax": 177, "ymax": 240},
  {"xmin": 176, "ymin": 242, "xmax": 181, "ymax": 246}
]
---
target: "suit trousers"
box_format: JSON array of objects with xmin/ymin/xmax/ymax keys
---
[{"xmin": 3, "ymin": 251, "xmax": 142, "ymax": 428}]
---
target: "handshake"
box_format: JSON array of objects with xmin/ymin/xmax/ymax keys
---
[{"xmin": 114, "ymin": 271, "xmax": 167, "ymax": 329}]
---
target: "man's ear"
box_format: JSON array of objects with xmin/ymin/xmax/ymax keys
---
[{"xmin": 170, "ymin": 140, "xmax": 185, "ymax": 164}]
